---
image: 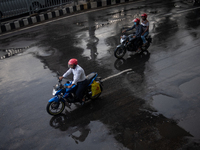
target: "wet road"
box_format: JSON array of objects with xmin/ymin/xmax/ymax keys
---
[{"xmin": 1, "ymin": 0, "xmax": 200, "ymax": 149}]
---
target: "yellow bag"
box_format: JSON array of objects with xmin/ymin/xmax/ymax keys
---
[{"xmin": 91, "ymin": 80, "xmax": 101, "ymax": 97}]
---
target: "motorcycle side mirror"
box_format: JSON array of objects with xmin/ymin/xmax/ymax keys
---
[{"xmin": 56, "ymin": 71, "xmax": 60, "ymax": 76}]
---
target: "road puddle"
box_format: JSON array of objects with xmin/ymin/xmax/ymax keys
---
[
  {"xmin": 151, "ymin": 94, "xmax": 181, "ymax": 118},
  {"xmin": 151, "ymin": 77, "xmax": 200, "ymax": 139},
  {"xmin": 50, "ymin": 117, "xmax": 129, "ymax": 150},
  {"xmin": 179, "ymin": 77, "xmax": 200, "ymax": 97},
  {"xmin": 178, "ymin": 77, "xmax": 200, "ymax": 138}
]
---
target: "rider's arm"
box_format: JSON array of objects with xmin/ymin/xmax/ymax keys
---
[
  {"xmin": 125, "ymin": 25, "xmax": 135, "ymax": 32},
  {"xmin": 62, "ymin": 68, "xmax": 72, "ymax": 79},
  {"xmin": 143, "ymin": 26, "xmax": 149, "ymax": 34},
  {"xmin": 142, "ymin": 21, "xmax": 149, "ymax": 35}
]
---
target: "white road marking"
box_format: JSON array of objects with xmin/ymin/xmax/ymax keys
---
[
  {"xmin": 157, "ymin": 6, "xmax": 200, "ymax": 17},
  {"xmin": 173, "ymin": 6, "xmax": 200, "ymax": 14},
  {"xmin": 102, "ymin": 68, "xmax": 132, "ymax": 82}
]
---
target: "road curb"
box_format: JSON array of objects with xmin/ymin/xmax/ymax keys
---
[
  {"xmin": 0, "ymin": 47, "xmax": 29, "ymax": 60},
  {"xmin": 0, "ymin": 0, "xmax": 134, "ymax": 34}
]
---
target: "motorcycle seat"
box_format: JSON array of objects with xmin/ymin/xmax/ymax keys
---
[{"xmin": 86, "ymin": 72, "xmax": 97, "ymax": 85}]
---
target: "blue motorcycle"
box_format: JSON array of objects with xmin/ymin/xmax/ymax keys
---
[{"xmin": 46, "ymin": 72, "xmax": 103, "ymax": 116}]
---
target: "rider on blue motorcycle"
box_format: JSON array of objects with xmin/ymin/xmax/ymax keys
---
[
  {"xmin": 59, "ymin": 58, "xmax": 87, "ymax": 105},
  {"xmin": 122, "ymin": 18, "xmax": 143, "ymax": 53}
]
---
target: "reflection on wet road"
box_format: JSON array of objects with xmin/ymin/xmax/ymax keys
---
[{"xmin": 1, "ymin": 0, "xmax": 200, "ymax": 149}]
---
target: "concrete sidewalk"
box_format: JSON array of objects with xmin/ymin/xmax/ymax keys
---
[{"xmin": 0, "ymin": 0, "xmax": 135, "ymax": 34}]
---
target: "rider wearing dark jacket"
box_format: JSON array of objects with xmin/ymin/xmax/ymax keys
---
[{"xmin": 122, "ymin": 18, "xmax": 143, "ymax": 52}]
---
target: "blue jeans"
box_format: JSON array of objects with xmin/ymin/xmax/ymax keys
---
[{"xmin": 141, "ymin": 32, "xmax": 149, "ymax": 44}]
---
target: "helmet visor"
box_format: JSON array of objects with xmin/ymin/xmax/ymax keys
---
[{"xmin": 68, "ymin": 64, "xmax": 74, "ymax": 68}]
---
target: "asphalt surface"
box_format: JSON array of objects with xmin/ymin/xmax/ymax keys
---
[{"xmin": 1, "ymin": 0, "xmax": 200, "ymax": 149}]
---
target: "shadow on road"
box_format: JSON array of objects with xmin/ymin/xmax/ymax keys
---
[{"xmin": 48, "ymin": 86, "xmax": 193, "ymax": 150}]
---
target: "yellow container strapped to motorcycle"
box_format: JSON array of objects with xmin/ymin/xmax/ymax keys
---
[{"xmin": 91, "ymin": 80, "xmax": 101, "ymax": 97}]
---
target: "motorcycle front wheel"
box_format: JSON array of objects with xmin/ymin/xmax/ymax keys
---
[
  {"xmin": 114, "ymin": 47, "xmax": 126, "ymax": 59},
  {"xmin": 46, "ymin": 101, "xmax": 65, "ymax": 116}
]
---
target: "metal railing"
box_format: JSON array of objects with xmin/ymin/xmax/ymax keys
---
[{"xmin": 0, "ymin": 0, "xmax": 73, "ymax": 20}]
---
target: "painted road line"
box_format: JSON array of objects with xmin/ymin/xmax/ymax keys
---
[
  {"xmin": 102, "ymin": 69, "xmax": 133, "ymax": 82},
  {"xmin": 158, "ymin": 6, "xmax": 200, "ymax": 17}
]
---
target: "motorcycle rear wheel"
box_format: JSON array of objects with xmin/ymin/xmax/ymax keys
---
[
  {"xmin": 46, "ymin": 101, "xmax": 65, "ymax": 116},
  {"xmin": 114, "ymin": 47, "xmax": 126, "ymax": 59},
  {"xmin": 141, "ymin": 43, "xmax": 150, "ymax": 51}
]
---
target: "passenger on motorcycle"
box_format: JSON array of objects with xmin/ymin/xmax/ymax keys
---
[
  {"xmin": 122, "ymin": 18, "xmax": 143, "ymax": 53},
  {"xmin": 141, "ymin": 13, "xmax": 149, "ymax": 46},
  {"xmin": 59, "ymin": 58, "xmax": 87, "ymax": 105}
]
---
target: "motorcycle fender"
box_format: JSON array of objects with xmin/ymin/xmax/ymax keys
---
[
  {"xmin": 89, "ymin": 73, "xmax": 98, "ymax": 86},
  {"xmin": 117, "ymin": 44, "xmax": 123, "ymax": 48},
  {"xmin": 147, "ymin": 36, "xmax": 152, "ymax": 43},
  {"xmin": 149, "ymin": 37, "xmax": 152, "ymax": 43},
  {"xmin": 49, "ymin": 96, "xmax": 65, "ymax": 103},
  {"xmin": 49, "ymin": 96, "xmax": 59, "ymax": 103}
]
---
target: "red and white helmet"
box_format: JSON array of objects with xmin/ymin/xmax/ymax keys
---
[
  {"xmin": 68, "ymin": 58, "xmax": 78, "ymax": 66},
  {"xmin": 141, "ymin": 13, "xmax": 147, "ymax": 18},
  {"xmin": 133, "ymin": 18, "xmax": 140, "ymax": 23}
]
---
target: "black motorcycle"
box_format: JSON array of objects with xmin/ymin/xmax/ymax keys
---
[{"xmin": 114, "ymin": 34, "xmax": 152, "ymax": 59}]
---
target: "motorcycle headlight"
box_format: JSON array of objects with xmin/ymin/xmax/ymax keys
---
[
  {"xmin": 52, "ymin": 84, "xmax": 60, "ymax": 95},
  {"xmin": 52, "ymin": 89, "xmax": 57, "ymax": 96}
]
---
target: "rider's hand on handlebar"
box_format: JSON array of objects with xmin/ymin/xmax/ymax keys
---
[
  {"xmin": 67, "ymin": 84, "xmax": 73, "ymax": 89},
  {"xmin": 133, "ymin": 35, "xmax": 136, "ymax": 38},
  {"xmin": 59, "ymin": 76, "xmax": 63, "ymax": 81},
  {"xmin": 122, "ymin": 30, "xmax": 126, "ymax": 33}
]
